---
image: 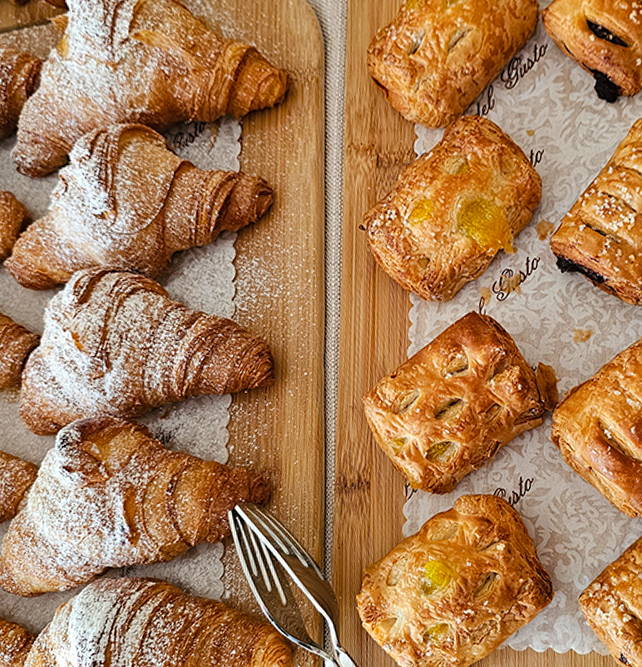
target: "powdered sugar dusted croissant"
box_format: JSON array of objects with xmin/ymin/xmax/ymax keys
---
[
  {"xmin": 0, "ymin": 192, "xmax": 28, "ymax": 264},
  {"xmin": 0, "ymin": 47, "xmax": 41, "ymax": 141},
  {"xmin": 0, "ymin": 313, "xmax": 40, "ymax": 390},
  {"xmin": 0, "ymin": 416, "xmax": 269, "ymax": 596},
  {"xmin": 25, "ymin": 577, "xmax": 292, "ymax": 667},
  {"xmin": 6, "ymin": 124, "xmax": 273, "ymax": 289},
  {"xmin": 0, "ymin": 618, "xmax": 34, "ymax": 667},
  {"xmin": 0, "ymin": 450, "xmax": 37, "ymax": 524},
  {"xmin": 13, "ymin": 0, "xmax": 289, "ymax": 177},
  {"xmin": 20, "ymin": 268, "xmax": 274, "ymax": 435}
]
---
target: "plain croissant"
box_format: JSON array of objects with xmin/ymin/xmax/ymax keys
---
[
  {"xmin": 6, "ymin": 124, "xmax": 272, "ymax": 289},
  {"xmin": 13, "ymin": 0, "xmax": 289, "ymax": 177},
  {"xmin": 26, "ymin": 577, "xmax": 292, "ymax": 667},
  {"xmin": 0, "ymin": 416, "xmax": 269, "ymax": 596},
  {"xmin": 0, "ymin": 450, "xmax": 37, "ymax": 524},
  {"xmin": 0, "ymin": 47, "xmax": 41, "ymax": 141},
  {"xmin": 0, "ymin": 619, "xmax": 34, "ymax": 667},
  {"xmin": 0, "ymin": 192, "xmax": 28, "ymax": 263},
  {"xmin": 0, "ymin": 313, "xmax": 39, "ymax": 390},
  {"xmin": 20, "ymin": 268, "xmax": 273, "ymax": 434}
]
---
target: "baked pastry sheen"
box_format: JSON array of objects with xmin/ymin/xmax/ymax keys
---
[
  {"xmin": 543, "ymin": 0, "xmax": 642, "ymax": 103},
  {"xmin": 364, "ymin": 312, "xmax": 545, "ymax": 493},
  {"xmin": 552, "ymin": 336, "xmax": 642, "ymax": 517},
  {"xmin": 20, "ymin": 268, "xmax": 274, "ymax": 435},
  {"xmin": 0, "ymin": 618, "xmax": 34, "ymax": 667},
  {"xmin": 6, "ymin": 124, "xmax": 272, "ymax": 289},
  {"xmin": 368, "ymin": 0, "xmax": 538, "ymax": 126},
  {"xmin": 0, "ymin": 46, "xmax": 41, "ymax": 140},
  {"xmin": 14, "ymin": 0, "xmax": 289, "ymax": 177},
  {"xmin": 363, "ymin": 116, "xmax": 542, "ymax": 302},
  {"xmin": 357, "ymin": 494, "xmax": 553, "ymax": 667},
  {"xmin": 0, "ymin": 313, "xmax": 39, "ymax": 390},
  {"xmin": 0, "ymin": 191, "xmax": 28, "ymax": 263},
  {"xmin": 0, "ymin": 416, "xmax": 268, "ymax": 596},
  {"xmin": 550, "ymin": 119, "xmax": 642, "ymax": 305},
  {"xmin": 0, "ymin": 450, "xmax": 37, "ymax": 524},
  {"xmin": 25, "ymin": 577, "xmax": 292, "ymax": 667}
]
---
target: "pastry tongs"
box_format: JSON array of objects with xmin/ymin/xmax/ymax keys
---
[{"xmin": 229, "ymin": 503, "xmax": 359, "ymax": 667}]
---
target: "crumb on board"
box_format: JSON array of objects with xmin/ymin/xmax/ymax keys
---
[
  {"xmin": 574, "ymin": 329, "xmax": 593, "ymax": 343},
  {"xmin": 537, "ymin": 220, "xmax": 555, "ymax": 241},
  {"xmin": 536, "ymin": 363, "xmax": 559, "ymax": 411},
  {"xmin": 527, "ymin": 130, "xmax": 535, "ymax": 137},
  {"xmin": 479, "ymin": 286, "xmax": 492, "ymax": 308}
]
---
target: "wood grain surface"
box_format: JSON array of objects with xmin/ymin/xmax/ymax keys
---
[{"xmin": 333, "ymin": 2, "xmax": 613, "ymax": 667}]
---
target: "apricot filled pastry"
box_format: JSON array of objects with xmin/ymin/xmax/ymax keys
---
[
  {"xmin": 551, "ymin": 119, "xmax": 642, "ymax": 305},
  {"xmin": 552, "ymin": 336, "xmax": 642, "ymax": 517},
  {"xmin": 13, "ymin": 0, "xmax": 289, "ymax": 177},
  {"xmin": 543, "ymin": 0, "xmax": 642, "ymax": 103},
  {"xmin": 0, "ymin": 416, "xmax": 268, "ymax": 596},
  {"xmin": 0, "ymin": 47, "xmax": 41, "ymax": 141},
  {"xmin": 6, "ymin": 124, "xmax": 272, "ymax": 290},
  {"xmin": 0, "ymin": 191, "xmax": 28, "ymax": 263},
  {"xmin": 26, "ymin": 577, "xmax": 292, "ymax": 667},
  {"xmin": 357, "ymin": 494, "xmax": 553, "ymax": 667},
  {"xmin": 20, "ymin": 268, "xmax": 274, "ymax": 435},
  {"xmin": 362, "ymin": 116, "xmax": 542, "ymax": 302},
  {"xmin": 364, "ymin": 312, "xmax": 546, "ymax": 493},
  {"xmin": 580, "ymin": 536, "xmax": 642, "ymax": 667},
  {"xmin": 0, "ymin": 450, "xmax": 37, "ymax": 524},
  {"xmin": 367, "ymin": 0, "xmax": 538, "ymax": 127},
  {"xmin": 0, "ymin": 618, "xmax": 34, "ymax": 667},
  {"xmin": 0, "ymin": 313, "xmax": 39, "ymax": 390}
]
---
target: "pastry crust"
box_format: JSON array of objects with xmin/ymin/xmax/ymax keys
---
[
  {"xmin": 0, "ymin": 313, "xmax": 39, "ymax": 390},
  {"xmin": 363, "ymin": 116, "xmax": 542, "ymax": 302},
  {"xmin": 0, "ymin": 618, "xmax": 34, "ymax": 667},
  {"xmin": 0, "ymin": 191, "xmax": 28, "ymax": 263},
  {"xmin": 0, "ymin": 450, "xmax": 37, "ymax": 524},
  {"xmin": 550, "ymin": 119, "xmax": 642, "ymax": 305},
  {"xmin": 363, "ymin": 312, "xmax": 545, "ymax": 493},
  {"xmin": 580, "ymin": 536, "xmax": 642, "ymax": 667},
  {"xmin": 0, "ymin": 47, "xmax": 41, "ymax": 141},
  {"xmin": 543, "ymin": 0, "xmax": 642, "ymax": 102},
  {"xmin": 367, "ymin": 0, "xmax": 538, "ymax": 127},
  {"xmin": 357, "ymin": 494, "xmax": 553, "ymax": 667},
  {"xmin": 551, "ymin": 337, "xmax": 642, "ymax": 518}
]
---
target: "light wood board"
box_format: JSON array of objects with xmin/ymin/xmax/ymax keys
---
[
  {"xmin": 1, "ymin": 0, "xmax": 326, "ymax": 663},
  {"xmin": 333, "ymin": 2, "xmax": 612, "ymax": 667}
]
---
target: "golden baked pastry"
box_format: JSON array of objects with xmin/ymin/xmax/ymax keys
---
[
  {"xmin": 367, "ymin": 0, "xmax": 538, "ymax": 127},
  {"xmin": 580, "ymin": 536, "xmax": 642, "ymax": 667},
  {"xmin": 13, "ymin": 0, "xmax": 289, "ymax": 177},
  {"xmin": 26, "ymin": 577, "xmax": 292, "ymax": 667},
  {"xmin": 0, "ymin": 313, "xmax": 39, "ymax": 390},
  {"xmin": 0, "ymin": 191, "xmax": 28, "ymax": 263},
  {"xmin": 0, "ymin": 47, "xmax": 41, "ymax": 141},
  {"xmin": 0, "ymin": 450, "xmax": 37, "ymax": 524},
  {"xmin": 0, "ymin": 618, "xmax": 34, "ymax": 667},
  {"xmin": 6, "ymin": 124, "xmax": 272, "ymax": 290},
  {"xmin": 550, "ymin": 119, "xmax": 642, "ymax": 305},
  {"xmin": 543, "ymin": 0, "xmax": 642, "ymax": 103},
  {"xmin": 20, "ymin": 268, "xmax": 274, "ymax": 435},
  {"xmin": 363, "ymin": 116, "xmax": 542, "ymax": 302},
  {"xmin": 357, "ymin": 494, "xmax": 553, "ymax": 667},
  {"xmin": 552, "ymin": 336, "xmax": 642, "ymax": 517},
  {"xmin": 363, "ymin": 312, "xmax": 545, "ymax": 493},
  {"xmin": 0, "ymin": 416, "xmax": 269, "ymax": 596}
]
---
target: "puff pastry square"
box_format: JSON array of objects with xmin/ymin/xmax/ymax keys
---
[
  {"xmin": 363, "ymin": 312, "xmax": 545, "ymax": 494},
  {"xmin": 580, "ymin": 536, "xmax": 642, "ymax": 667},
  {"xmin": 543, "ymin": 0, "xmax": 642, "ymax": 102},
  {"xmin": 363, "ymin": 116, "xmax": 542, "ymax": 302},
  {"xmin": 357, "ymin": 494, "xmax": 553, "ymax": 667},
  {"xmin": 550, "ymin": 119, "xmax": 642, "ymax": 306},
  {"xmin": 367, "ymin": 0, "xmax": 538, "ymax": 127},
  {"xmin": 552, "ymin": 337, "xmax": 642, "ymax": 518}
]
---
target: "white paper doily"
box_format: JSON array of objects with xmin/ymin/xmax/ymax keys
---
[{"xmin": 406, "ymin": 3, "xmax": 642, "ymax": 655}]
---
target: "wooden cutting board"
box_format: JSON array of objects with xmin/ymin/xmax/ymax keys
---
[
  {"xmin": 0, "ymin": 1, "xmax": 325, "ymax": 664},
  {"xmin": 334, "ymin": 1, "xmax": 611, "ymax": 667}
]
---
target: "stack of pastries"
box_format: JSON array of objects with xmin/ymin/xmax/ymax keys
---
[{"xmin": 0, "ymin": 0, "xmax": 295, "ymax": 665}]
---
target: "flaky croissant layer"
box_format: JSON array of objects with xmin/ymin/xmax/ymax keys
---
[
  {"xmin": 0, "ymin": 416, "xmax": 269, "ymax": 596},
  {"xmin": 0, "ymin": 450, "xmax": 37, "ymax": 524},
  {"xmin": 0, "ymin": 313, "xmax": 39, "ymax": 390},
  {"xmin": 0, "ymin": 46, "xmax": 41, "ymax": 141},
  {"xmin": 0, "ymin": 618, "xmax": 34, "ymax": 667}
]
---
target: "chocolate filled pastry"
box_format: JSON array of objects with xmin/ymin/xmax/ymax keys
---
[
  {"xmin": 0, "ymin": 450, "xmax": 37, "ymax": 524},
  {"xmin": 0, "ymin": 191, "xmax": 28, "ymax": 263},
  {"xmin": 0, "ymin": 47, "xmax": 41, "ymax": 141},
  {"xmin": 0, "ymin": 618, "xmax": 34, "ymax": 667},
  {"xmin": 580, "ymin": 535, "xmax": 642, "ymax": 667},
  {"xmin": 0, "ymin": 313, "xmax": 39, "ymax": 390},
  {"xmin": 357, "ymin": 494, "xmax": 553, "ymax": 667},
  {"xmin": 550, "ymin": 119, "xmax": 642, "ymax": 305},
  {"xmin": 363, "ymin": 312, "xmax": 547, "ymax": 493},
  {"xmin": 362, "ymin": 116, "xmax": 542, "ymax": 302},
  {"xmin": 552, "ymin": 336, "xmax": 642, "ymax": 518},
  {"xmin": 543, "ymin": 0, "xmax": 642, "ymax": 103},
  {"xmin": 367, "ymin": 0, "xmax": 538, "ymax": 127}
]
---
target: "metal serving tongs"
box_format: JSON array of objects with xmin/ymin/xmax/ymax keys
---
[{"xmin": 229, "ymin": 503, "xmax": 358, "ymax": 667}]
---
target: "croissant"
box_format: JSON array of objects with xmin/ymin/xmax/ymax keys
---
[
  {"xmin": 0, "ymin": 416, "xmax": 269, "ymax": 596},
  {"xmin": 6, "ymin": 124, "xmax": 272, "ymax": 289},
  {"xmin": 20, "ymin": 268, "xmax": 274, "ymax": 435},
  {"xmin": 0, "ymin": 47, "xmax": 41, "ymax": 141},
  {"xmin": 0, "ymin": 450, "xmax": 37, "ymax": 524},
  {"xmin": 0, "ymin": 619, "xmax": 34, "ymax": 667},
  {"xmin": 0, "ymin": 192, "xmax": 28, "ymax": 263},
  {"xmin": 0, "ymin": 313, "xmax": 39, "ymax": 390},
  {"xmin": 13, "ymin": 0, "xmax": 289, "ymax": 177},
  {"xmin": 26, "ymin": 577, "xmax": 292, "ymax": 667}
]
